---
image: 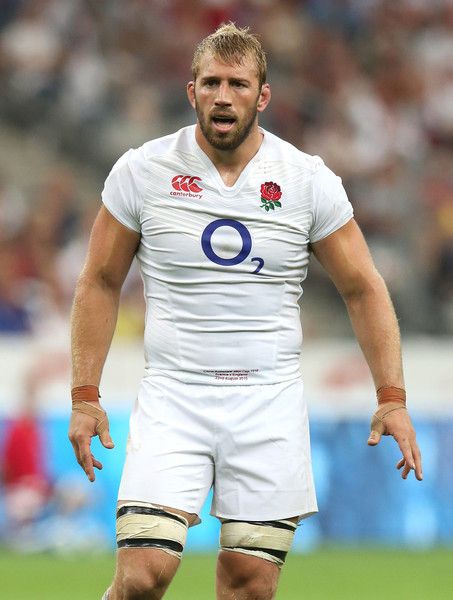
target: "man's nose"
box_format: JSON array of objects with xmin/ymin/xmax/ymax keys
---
[{"xmin": 215, "ymin": 82, "xmax": 232, "ymax": 105}]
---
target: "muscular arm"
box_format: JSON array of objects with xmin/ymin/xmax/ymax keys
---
[
  {"xmin": 71, "ymin": 205, "xmax": 140, "ymax": 386},
  {"xmin": 69, "ymin": 205, "xmax": 140, "ymax": 481},
  {"xmin": 311, "ymin": 218, "xmax": 403, "ymax": 390},
  {"xmin": 311, "ymin": 218, "xmax": 422, "ymax": 481}
]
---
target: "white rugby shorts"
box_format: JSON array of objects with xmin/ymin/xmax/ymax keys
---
[{"xmin": 118, "ymin": 375, "xmax": 318, "ymax": 522}]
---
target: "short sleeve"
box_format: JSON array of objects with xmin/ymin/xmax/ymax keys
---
[
  {"xmin": 101, "ymin": 149, "xmax": 142, "ymax": 232},
  {"xmin": 309, "ymin": 164, "xmax": 353, "ymax": 243}
]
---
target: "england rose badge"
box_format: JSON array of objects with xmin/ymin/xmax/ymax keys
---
[{"xmin": 260, "ymin": 181, "xmax": 282, "ymax": 211}]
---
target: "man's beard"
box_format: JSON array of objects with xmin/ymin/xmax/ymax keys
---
[{"xmin": 195, "ymin": 100, "xmax": 259, "ymax": 151}]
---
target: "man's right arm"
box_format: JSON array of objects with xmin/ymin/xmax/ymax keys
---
[{"xmin": 69, "ymin": 205, "xmax": 140, "ymax": 481}]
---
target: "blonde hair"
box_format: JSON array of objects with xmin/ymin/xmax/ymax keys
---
[{"xmin": 192, "ymin": 23, "xmax": 267, "ymax": 87}]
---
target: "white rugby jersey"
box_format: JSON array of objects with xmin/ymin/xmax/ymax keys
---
[{"xmin": 102, "ymin": 125, "xmax": 353, "ymax": 385}]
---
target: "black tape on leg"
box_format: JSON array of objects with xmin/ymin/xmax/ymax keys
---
[{"xmin": 116, "ymin": 503, "xmax": 188, "ymax": 559}]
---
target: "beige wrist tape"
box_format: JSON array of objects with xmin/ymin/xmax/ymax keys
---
[
  {"xmin": 371, "ymin": 386, "xmax": 406, "ymax": 435},
  {"xmin": 72, "ymin": 401, "xmax": 109, "ymax": 436}
]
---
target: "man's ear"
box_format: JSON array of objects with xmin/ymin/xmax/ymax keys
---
[
  {"xmin": 257, "ymin": 83, "xmax": 271, "ymax": 113},
  {"xmin": 187, "ymin": 81, "xmax": 196, "ymax": 109}
]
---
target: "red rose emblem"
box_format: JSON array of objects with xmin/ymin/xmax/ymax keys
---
[
  {"xmin": 261, "ymin": 181, "xmax": 282, "ymax": 202},
  {"xmin": 260, "ymin": 181, "xmax": 282, "ymax": 211}
]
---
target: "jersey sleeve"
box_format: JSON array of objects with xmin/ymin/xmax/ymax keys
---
[
  {"xmin": 101, "ymin": 149, "xmax": 142, "ymax": 232},
  {"xmin": 309, "ymin": 163, "xmax": 353, "ymax": 243}
]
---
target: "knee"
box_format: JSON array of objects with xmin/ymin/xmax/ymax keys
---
[
  {"xmin": 120, "ymin": 573, "xmax": 159, "ymax": 599},
  {"xmin": 218, "ymin": 551, "xmax": 279, "ymax": 600},
  {"xmin": 234, "ymin": 576, "xmax": 276, "ymax": 600},
  {"xmin": 116, "ymin": 565, "xmax": 172, "ymax": 600},
  {"xmin": 232, "ymin": 575, "xmax": 277, "ymax": 600}
]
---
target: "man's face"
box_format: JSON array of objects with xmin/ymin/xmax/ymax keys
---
[{"xmin": 187, "ymin": 52, "xmax": 270, "ymax": 151}]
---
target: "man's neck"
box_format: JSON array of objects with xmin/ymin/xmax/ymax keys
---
[{"xmin": 195, "ymin": 124, "xmax": 264, "ymax": 187}]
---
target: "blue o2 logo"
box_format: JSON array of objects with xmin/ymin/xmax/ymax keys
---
[
  {"xmin": 201, "ymin": 219, "xmax": 251, "ymax": 266},
  {"xmin": 201, "ymin": 219, "xmax": 264, "ymax": 274}
]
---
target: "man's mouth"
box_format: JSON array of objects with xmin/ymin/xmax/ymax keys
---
[{"xmin": 211, "ymin": 115, "xmax": 236, "ymax": 132}]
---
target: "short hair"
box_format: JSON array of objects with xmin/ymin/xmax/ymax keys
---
[{"xmin": 191, "ymin": 23, "xmax": 267, "ymax": 87}]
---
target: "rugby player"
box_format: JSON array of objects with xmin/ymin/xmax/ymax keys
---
[{"xmin": 69, "ymin": 23, "xmax": 423, "ymax": 600}]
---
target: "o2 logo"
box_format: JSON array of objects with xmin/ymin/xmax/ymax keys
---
[{"xmin": 201, "ymin": 219, "xmax": 264, "ymax": 274}]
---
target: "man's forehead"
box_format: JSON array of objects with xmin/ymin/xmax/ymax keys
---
[{"xmin": 197, "ymin": 51, "xmax": 258, "ymax": 81}]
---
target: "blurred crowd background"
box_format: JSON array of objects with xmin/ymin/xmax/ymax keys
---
[
  {"xmin": 1, "ymin": 0, "xmax": 453, "ymax": 554},
  {"xmin": 1, "ymin": 0, "xmax": 453, "ymax": 338}
]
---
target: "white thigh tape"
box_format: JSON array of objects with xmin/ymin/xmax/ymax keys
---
[
  {"xmin": 220, "ymin": 519, "xmax": 297, "ymax": 566},
  {"xmin": 116, "ymin": 503, "xmax": 188, "ymax": 559}
]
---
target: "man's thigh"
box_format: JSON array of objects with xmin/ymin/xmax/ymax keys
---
[
  {"xmin": 216, "ymin": 515, "xmax": 300, "ymax": 599},
  {"xmin": 118, "ymin": 375, "xmax": 215, "ymax": 515},
  {"xmin": 211, "ymin": 378, "xmax": 318, "ymax": 522}
]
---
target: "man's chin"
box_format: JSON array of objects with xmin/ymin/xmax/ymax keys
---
[{"xmin": 206, "ymin": 130, "xmax": 239, "ymax": 151}]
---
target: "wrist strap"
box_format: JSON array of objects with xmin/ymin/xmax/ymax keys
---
[
  {"xmin": 71, "ymin": 385, "xmax": 100, "ymax": 403},
  {"xmin": 376, "ymin": 386, "xmax": 406, "ymax": 406}
]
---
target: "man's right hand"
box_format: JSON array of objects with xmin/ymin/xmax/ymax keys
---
[{"xmin": 68, "ymin": 401, "xmax": 114, "ymax": 482}]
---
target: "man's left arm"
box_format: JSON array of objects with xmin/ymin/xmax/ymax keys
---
[{"xmin": 311, "ymin": 218, "xmax": 423, "ymax": 481}]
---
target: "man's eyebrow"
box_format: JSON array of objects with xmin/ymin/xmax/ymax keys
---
[
  {"xmin": 199, "ymin": 76, "xmax": 250, "ymax": 84},
  {"xmin": 229, "ymin": 77, "xmax": 250, "ymax": 84}
]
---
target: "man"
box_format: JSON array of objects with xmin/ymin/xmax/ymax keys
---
[{"xmin": 69, "ymin": 23, "xmax": 422, "ymax": 600}]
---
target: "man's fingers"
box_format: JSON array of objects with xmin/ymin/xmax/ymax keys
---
[
  {"xmin": 370, "ymin": 406, "xmax": 423, "ymax": 481},
  {"xmin": 69, "ymin": 436, "xmax": 82, "ymax": 466},
  {"xmin": 79, "ymin": 446, "xmax": 96, "ymax": 482},
  {"xmin": 68, "ymin": 424, "xmax": 96, "ymax": 481},
  {"xmin": 99, "ymin": 428, "xmax": 115, "ymax": 449},
  {"xmin": 69, "ymin": 410, "xmax": 112, "ymax": 481},
  {"xmin": 367, "ymin": 430, "xmax": 381, "ymax": 446},
  {"xmin": 397, "ymin": 458, "xmax": 412, "ymax": 479},
  {"xmin": 412, "ymin": 442, "xmax": 423, "ymax": 481},
  {"xmin": 369, "ymin": 412, "xmax": 386, "ymax": 445},
  {"xmin": 401, "ymin": 462, "xmax": 411, "ymax": 479},
  {"xmin": 414, "ymin": 459, "xmax": 423, "ymax": 481},
  {"xmin": 397, "ymin": 438, "xmax": 416, "ymax": 470},
  {"xmin": 413, "ymin": 443, "xmax": 423, "ymax": 481},
  {"xmin": 92, "ymin": 454, "xmax": 103, "ymax": 471},
  {"xmin": 395, "ymin": 442, "xmax": 423, "ymax": 481}
]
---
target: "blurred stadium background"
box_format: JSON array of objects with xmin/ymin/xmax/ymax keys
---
[{"xmin": 0, "ymin": 0, "xmax": 452, "ymax": 598}]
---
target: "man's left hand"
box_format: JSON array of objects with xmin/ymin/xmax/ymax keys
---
[{"xmin": 368, "ymin": 407, "xmax": 423, "ymax": 481}]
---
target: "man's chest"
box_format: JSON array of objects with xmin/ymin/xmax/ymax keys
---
[{"xmin": 137, "ymin": 162, "xmax": 313, "ymax": 280}]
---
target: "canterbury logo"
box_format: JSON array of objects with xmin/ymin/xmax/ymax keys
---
[{"xmin": 171, "ymin": 175, "xmax": 202, "ymax": 193}]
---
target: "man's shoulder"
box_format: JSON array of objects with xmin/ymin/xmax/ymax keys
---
[
  {"xmin": 109, "ymin": 126, "xmax": 195, "ymax": 182},
  {"xmin": 262, "ymin": 129, "xmax": 325, "ymax": 174},
  {"xmin": 136, "ymin": 125, "xmax": 195, "ymax": 162}
]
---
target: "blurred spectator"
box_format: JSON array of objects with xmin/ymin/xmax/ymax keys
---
[
  {"xmin": 0, "ymin": 240, "xmax": 30, "ymax": 333},
  {"xmin": 0, "ymin": 163, "xmax": 81, "ymax": 333},
  {"xmin": 0, "ymin": 393, "xmax": 51, "ymax": 545},
  {"xmin": 0, "ymin": 404, "xmax": 110, "ymax": 553},
  {"xmin": 422, "ymin": 151, "xmax": 453, "ymax": 332},
  {"xmin": 0, "ymin": 175, "xmax": 30, "ymax": 332},
  {"xmin": 0, "ymin": 0, "xmax": 64, "ymax": 127}
]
